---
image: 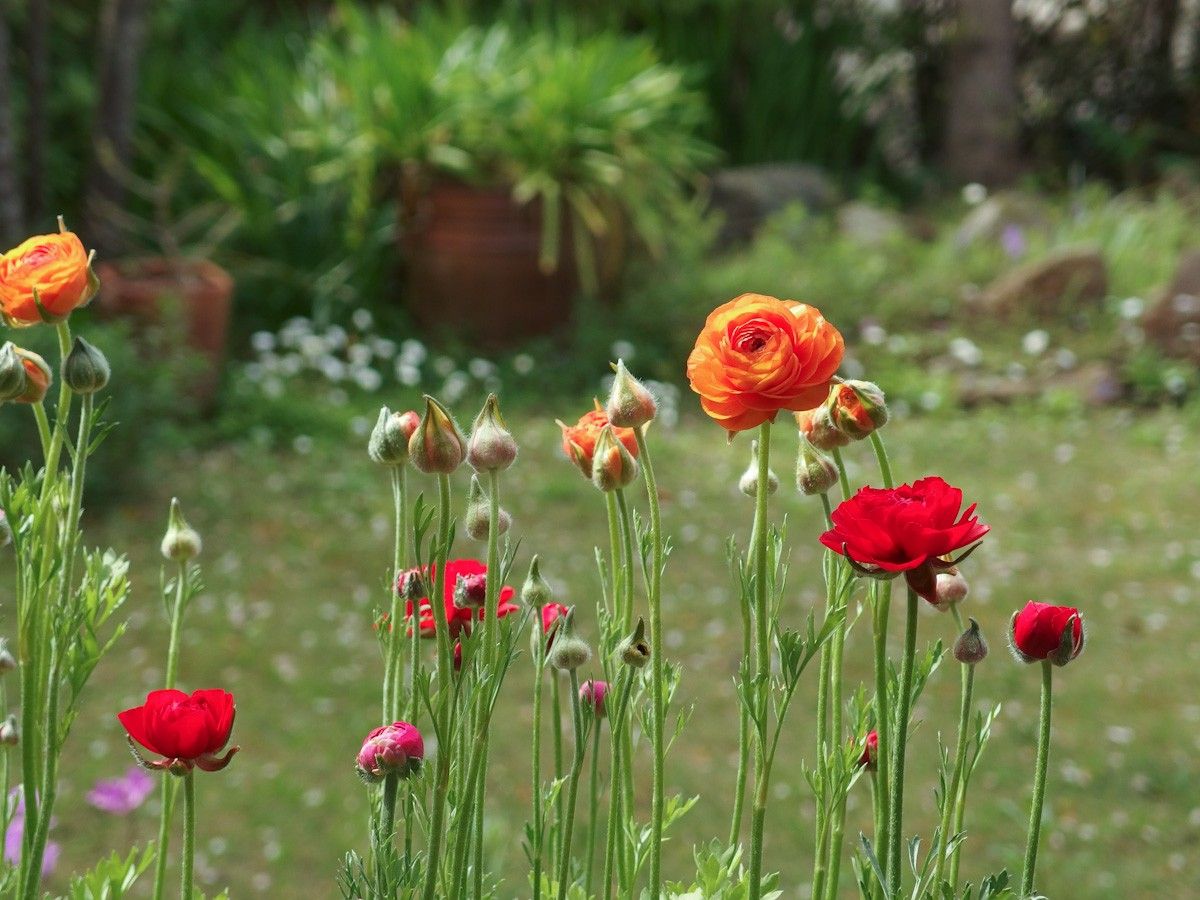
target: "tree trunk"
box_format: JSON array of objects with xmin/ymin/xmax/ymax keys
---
[
  {"xmin": 25, "ymin": 0, "xmax": 47, "ymax": 227},
  {"xmin": 84, "ymin": 0, "xmax": 148, "ymax": 256},
  {"xmin": 942, "ymin": 0, "xmax": 1020, "ymax": 186},
  {"xmin": 0, "ymin": 9, "xmax": 24, "ymax": 244}
]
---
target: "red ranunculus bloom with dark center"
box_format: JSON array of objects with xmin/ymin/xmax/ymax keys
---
[
  {"xmin": 819, "ymin": 476, "xmax": 989, "ymax": 603},
  {"xmin": 118, "ymin": 689, "xmax": 238, "ymax": 773},
  {"xmin": 1010, "ymin": 601, "xmax": 1085, "ymax": 666},
  {"xmin": 400, "ymin": 559, "xmax": 517, "ymax": 638}
]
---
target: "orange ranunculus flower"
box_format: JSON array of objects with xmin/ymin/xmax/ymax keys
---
[
  {"xmin": 13, "ymin": 347, "xmax": 52, "ymax": 404},
  {"xmin": 0, "ymin": 231, "xmax": 95, "ymax": 326},
  {"xmin": 687, "ymin": 293, "xmax": 845, "ymax": 433},
  {"xmin": 557, "ymin": 404, "xmax": 639, "ymax": 477}
]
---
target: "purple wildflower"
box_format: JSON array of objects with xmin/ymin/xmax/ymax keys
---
[
  {"xmin": 3, "ymin": 788, "xmax": 60, "ymax": 876},
  {"xmin": 86, "ymin": 766, "xmax": 155, "ymax": 815}
]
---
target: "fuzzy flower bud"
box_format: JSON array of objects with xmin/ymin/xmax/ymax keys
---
[
  {"xmin": 547, "ymin": 607, "xmax": 591, "ymax": 671},
  {"xmin": 828, "ymin": 379, "xmax": 888, "ymax": 441},
  {"xmin": 396, "ymin": 567, "xmax": 427, "ymax": 602},
  {"xmin": 0, "ymin": 343, "xmax": 28, "ymax": 402},
  {"xmin": 11, "ymin": 347, "xmax": 51, "ymax": 404},
  {"xmin": 62, "ymin": 336, "xmax": 110, "ymax": 395},
  {"xmin": 454, "ymin": 571, "xmax": 488, "ymax": 609},
  {"xmin": 464, "ymin": 474, "xmax": 512, "ymax": 541},
  {"xmin": 605, "ymin": 360, "xmax": 656, "ymax": 428},
  {"xmin": 368, "ymin": 407, "xmax": 420, "ymax": 466},
  {"xmin": 0, "ymin": 640, "xmax": 15, "ymax": 674},
  {"xmin": 591, "ymin": 425, "xmax": 639, "ymax": 492},
  {"xmin": 579, "ymin": 680, "xmax": 609, "ymax": 717},
  {"xmin": 738, "ymin": 440, "xmax": 778, "ymax": 497},
  {"xmin": 931, "ymin": 566, "xmax": 969, "ymax": 612},
  {"xmin": 796, "ymin": 405, "xmax": 848, "ymax": 451},
  {"xmin": 521, "ymin": 556, "xmax": 553, "ymax": 608},
  {"xmin": 356, "ymin": 721, "xmax": 424, "ymax": 783},
  {"xmin": 467, "ymin": 393, "xmax": 518, "ymax": 472},
  {"xmin": 0, "ymin": 509, "xmax": 10, "ymax": 549},
  {"xmin": 796, "ymin": 437, "xmax": 839, "ymax": 496},
  {"xmin": 161, "ymin": 497, "xmax": 202, "ymax": 562},
  {"xmin": 953, "ymin": 617, "xmax": 988, "ymax": 665},
  {"xmin": 409, "ymin": 396, "xmax": 465, "ymax": 474},
  {"xmin": 616, "ymin": 616, "xmax": 651, "ymax": 669},
  {"xmin": 0, "ymin": 714, "xmax": 18, "ymax": 746}
]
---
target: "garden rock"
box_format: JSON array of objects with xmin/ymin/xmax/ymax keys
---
[
  {"xmin": 709, "ymin": 163, "xmax": 840, "ymax": 247},
  {"xmin": 836, "ymin": 201, "xmax": 906, "ymax": 246},
  {"xmin": 976, "ymin": 248, "xmax": 1108, "ymax": 319},
  {"xmin": 1143, "ymin": 249, "xmax": 1200, "ymax": 365},
  {"xmin": 955, "ymin": 192, "xmax": 1050, "ymax": 248}
]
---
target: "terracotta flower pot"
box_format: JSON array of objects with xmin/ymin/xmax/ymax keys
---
[
  {"xmin": 401, "ymin": 181, "xmax": 579, "ymax": 346},
  {"xmin": 95, "ymin": 257, "xmax": 234, "ymax": 405}
]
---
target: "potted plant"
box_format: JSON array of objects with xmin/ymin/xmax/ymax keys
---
[
  {"xmin": 93, "ymin": 154, "xmax": 239, "ymax": 404},
  {"xmin": 315, "ymin": 8, "xmax": 716, "ymax": 344}
]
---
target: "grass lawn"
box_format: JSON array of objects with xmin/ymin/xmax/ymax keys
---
[{"xmin": 3, "ymin": 402, "xmax": 1195, "ymax": 898}]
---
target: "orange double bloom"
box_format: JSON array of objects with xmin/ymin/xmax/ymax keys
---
[
  {"xmin": 0, "ymin": 232, "xmax": 95, "ymax": 326},
  {"xmin": 687, "ymin": 293, "xmax": 844, "ymax": 433}
]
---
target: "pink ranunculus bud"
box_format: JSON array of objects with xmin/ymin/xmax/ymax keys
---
[
  {"xmin": 1009, "ymin": 601, "xmax": 1085, "ymax": 667},
  {"xmin": 931, "ymin": 565, "xmax": 969, "ymax": 612},
  {"xmin": 579, "ymin": 680, "xmax": 609, "ymax": 718},
  {"xmin": 857, "ymin": 730, "xmax": 879, "ymax": 771},
  {"xmin": 356, "ymin": 721, "xmax": 424, "ymax": 783},
  {"xmin": 454, "ymin": 572, "xmax": 488, "ymax": 609}
]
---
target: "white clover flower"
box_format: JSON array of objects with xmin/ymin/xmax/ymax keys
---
[
  {"xmin": 352, "ymin": 367, "xmax": 383, "ymax": 392},
  {"xmin": 1022, "ymin": 329, "xmax": 1050, "ymax": 355},
  {"xmin": 512, "ymin": 353, "xmax": 534, "ymax": 375},
  {"xmin": 321, "ymin": 357, "xmax": 347, "ymax": 382},
  {"xmin": 324, "ymin": 325, "xmax": 348, "ymax": 349},
  {"xmin": 395, "ymin": 361, "xmax": 421, "ymax": 386},
  {"xmin": 949, "ymin": 337, "xmax": 982, "ymax": 366},
  {"xmin": 611, "ymin": 339, "xmax": 635, "ymax": 360},
  {"xmin": 299, "ymin": 334, "xmax": 326, "ymax": 360},
  {"xmin": 400, "ymin": 339, "xmax": 427, "ymax": 366},
  {"xmin": 467, "ymin": 357, "xmax": 495, "ymax": 379},
  {"xmin": 1119, "ymin": 296, "xmax": 1144, "ymax": 320},
  {"xmin": 433, "ymin": 355, "xmax": 456, "ymax": 377},
  {"xmin": 961, "ymin": 182, "xmax": 987, "ymax": 205},
  {"xmin": 441, "ymin": 371, "xmax": 470, "ymax": 404},
  {"xmin": 347, "ymin": 343, "xmax": 373, "ymax": 367},
  {"xmin": 351, "ymin": 308, "xmax": 374, "ymax": 331},
  {"xmin": 861, "ymin": 323, "xmax": 887, "ymax": 346},
  {"xmin": 371, "ymin": 338, "xmax": 396, "ymax": 358},
  {"xmin": 250, "ymin": 331, "xmax": 276, "ymax": 354}
]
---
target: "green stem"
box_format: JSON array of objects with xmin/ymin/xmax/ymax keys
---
[
  {"xmin": 869, "ymin": 581, "xmax": 891, "ymax": 893},
  {"xmin": 420, "ymin": 474, "xmax": 454, "ymax": 900},
  {"xmin": 152, "ymin": 559, "xmax": 189, "ymax": 900},
  {"xmin": 603, "ymin": 674, "xmax": 634, "ymax": 898},
  {"xmin": 604, "ymin": 491, "xmax": 621, "ymax": 619},
  {"xmin": 180, "ymin": 771, "xmax": 195, "ymax": 900},
  {"xmin": 614, "ymin": 489, "xmax": 636, "ymax": 631},
  {"xmin": 746, "ymin": 422, "xmax": 772, "ymax": 900},
  {"xmin": 632, "ymin": 426, "xmax": 665, "ymax": 898},
  {"xmin": 31, "ymin": 403, "xmax": 51, "ymax": 460},
  {"xmin": 584, "ymin": 710, "xmax": 603, "ymax": 895},
  {"xmin": 531, "ymin": 660, "xmax": 546, "ymax": 900},
  {"xmin": 376, "ymin": 773, "xmax": 399, "ymax": 898},
  {"xmin": 384, "ymin": 466, "xmax": 408, "ymax": 724},
  {"xmin": 1020, "ymin": 661, "xmax": 1054, "ymax": 898},
  {"xmin": 823, "ymin": 597, "xmax": 850, "ymax": 899},
  {"xmin": 886, "ymin": 588, "xmax": 919, "ymax": 896},
  {"xmin": 550, "ymin": 673, "xmax": 565, "ymax": 867},
  {"xmin": 933, "ymin": 659, "xmax": 975, "ymax": 891},
  {"xmin": 556, "ymin": 669, "xmax": 586, "ymax": 900},
  {"xmin": 868, "ymin": 432, "xmax": 894, "ymax": 489}
]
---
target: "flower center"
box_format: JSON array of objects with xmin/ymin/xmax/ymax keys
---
[{"xmin": 732, "ymin": 320, "xmax": 773, "ymax": 355}]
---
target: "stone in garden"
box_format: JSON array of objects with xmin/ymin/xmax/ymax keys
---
[
  {"xmin": 835, "ymin": 201, "xmax": 907, "ymax": 246},
  {"xmin": 954, "ymin": 192, "xmax": 1050, "ymax": 248},
  {"xmin": 709, "ymin": 163, "xmax": 840, "ymax": 247},
  {"xmin": 1143, "ymin": 249, "xmax": 1200, "ymax": 365},
  {"xmin": 976, "ymin": 248, "xmax": 1108, "ymax": 319}
]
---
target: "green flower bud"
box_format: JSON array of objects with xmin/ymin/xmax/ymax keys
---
[
  {"xmin": 796, "ymin": 437, "xmax": 839, "ymax": 496},
  {"xmin": 368, "ymin": 407, "xmax": 420, "ymax": 466},
  {"xmin": 953, "ymin": 617, "xmax": 988, "ymax": 665},
  {"xmin": 62, "ymin": 336, "xmax": 110, "ymax": 395},
  {"xmin": 605, "ymin": 359, "xmax": 656, "ymax": 428},
  {"xmin": 738, "ymin": 439, "xmax": 778, "ymax": 497},
  {"xmin": 547, "ymin": 607, "xmax": 592, "ymax": 672},
  {"xmin": 0, "ymin": 714, "xmax": 18, "ymax": 746},
  {"xmin": 409, "ymin": 396, "xmax": 466, "ymax": 474},
  {"xmin": 616, "ymin": 616, "xmax": 650, "ymax": 669},
  {"xmin": 161, "ymin": 497, "xmax": 202, "ymax": 561},
  {"xmin": 0, "ymin": 639, "xmax": 15, "ymax": 674},
  {"xmin": 521, "ymin": 555, "xmax": 553, "ymax": 608},
  {"xmin": 591, "ymin": 425, "xmax": 639, "ymax": 492},
  {"xmin": 0, "ymin": 343, "xmax": 28, "ymax": 402},
  {"xmin": 464, "ymin": 474, "xmax": 511, "ymax": 541},
  {"xmin": 467, "ymin": 393, "xmax": 518, "ymax": 472}
]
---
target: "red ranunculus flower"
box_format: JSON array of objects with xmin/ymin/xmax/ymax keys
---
[
  {"xmin": 1010, "ymin": 601, "xmax": 1085, "ymax": 666},
  {"xmin": 118, "ymin": 689, "xmax": 238, "ymax": 773},
  {"xmin": 819, "ymin": 476, "xmax": 989, "ymax": 603},
  {"xmin": 401, "ymin": 559, "xmax": 517, "ymax": 638}
]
